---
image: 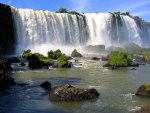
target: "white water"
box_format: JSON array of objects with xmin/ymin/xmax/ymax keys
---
[{"xmin": 11, "ymin": 8, "xmax": 150, "ymax": 55}]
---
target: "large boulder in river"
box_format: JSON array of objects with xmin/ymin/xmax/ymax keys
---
[
  {"xmin": 49, "ymin": 84, "xmax": 100, "ymax": 101},
  {"xmin": 135, "ymin": 106, "xmax": 150, "ymax": 113},
  {"xmin": 136, "ymin": 83, "xmax": 150, "ymax": 97},
  {"xmin": 0, "ymin": 74, "xmax": 16, "ymax": 90}
]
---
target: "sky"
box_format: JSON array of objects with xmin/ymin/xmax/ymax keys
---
[{"xmin": 0, "ymin": 0, "xmax": 150, "ymax": 22}]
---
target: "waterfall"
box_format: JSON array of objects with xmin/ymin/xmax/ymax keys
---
[{"xmin": 11, "ymin": 7, "xmax": 150, "ymax": 55}]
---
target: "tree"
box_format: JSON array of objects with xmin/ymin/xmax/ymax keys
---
[{"xmin": 57, "ymin": 7, "xmax": 67, "ymax": 13}]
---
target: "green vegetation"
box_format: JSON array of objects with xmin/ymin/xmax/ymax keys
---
[
  {"xmin": 22, "ymin": 49, "xmax": 71, "ymax": 69},
  {"xmin": 108, "ymin": 51, "xmax": 132, "ymax": 67},
  {"xmin": 57, "ymin": 54, "xmax": 70, "ymax": 67},
  {"xmin": 143, "ymin": 52, "xmax": 150, "ymax": 62},
  {"xmin": 22, "ymin": 49, "xmax": 32, "ymax": 59},
  {"xmin": 143, "ymin": 83, "xmax": 150, "ymax": 91},
  {"xmin": 28, "ymin": 53, "xmax": 54, "ymax": 69},
  {"xmin": 48, "ymin": 49, "xmax": 62, "ymax": 59},
  {"xmin": 112, "ymin": 12, "xmax": 150, "ymax": 26},
  {"xmin": 56, "ymin": 8, "xmax": 82, "ymax": 16},
  {"xmin": 71, "ymin": 49, "xmax": 83, "ymax": 57},
  {"xmin": 56, "ymin": 7, "xmax": 67, "ymax": 13}
]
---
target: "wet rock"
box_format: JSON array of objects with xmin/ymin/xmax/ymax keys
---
[
  {"xmin": 0, "ymin": 74, "xmax": 16, "ymax": 90},
  {"xmin": 127, "ymin": 62, "xmax": 139, "ymax": 67},
  {"xmin": 49, "ymin": 84, "xmax": 100, "ymax": 101},
  {"xmin": 11, "ymin": 57, "xmax": 20, "ymax": 63},
  {"xmin": 40, "ymin": 81, "xmax": 51, "ymax": 90},
  {"xmin": 20, "ymin": 63, "xmax": 26, "ymax": 66},
  {"xmin": 101, "ymin": 56, "xmax": 108, "ymax": 61},
  {"xmin": 135, "ymin": 106, "xmax": 150, "ymax": 113},
  {"xmin": 91, "ymin": 57, "xmax": 100, "ymax": 60},
  {"xmin": 17, "ymin": 83, "xmax": 27, "ymax": 87},
  {"xmin": 136, "ymin": 84, "xmax": 150, "ymax": 97},
  {"xmin": 103, "ymin": 63, "xmax": 110, "ymax": 67},
  {"xmin": 131, "ymin": 68, "xmax": 136, "ymax": 70}
]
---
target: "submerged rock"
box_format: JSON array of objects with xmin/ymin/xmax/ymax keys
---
[
  {"xmin": 91, "ymin": 57, "xmax": 100, "ymax": 60},
  {"xmin": 135, "ymin": 106, "xmax": 150, "ymax": 113},
  {"xmin": 40, "ymin": 81, "xmax": 51, "ymax": 90},
  {"xmin": 136, "ymin": 83, "xmax": 150, "ymax": 97},
  {"xmin": 0, "ymin": 74, "xmax": 16, "ymax": 90},
  {"xmin": 49, "ymin": 84, "xmax": 100, "ymax": 101}
]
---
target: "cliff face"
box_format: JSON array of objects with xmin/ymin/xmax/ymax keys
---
[{"xmin": 0, "ymin": 3, "xmax": 15, "ymax": 55}]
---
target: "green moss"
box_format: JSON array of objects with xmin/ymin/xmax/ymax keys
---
[
  {"xmin": 57, "ymin": 54, "xmax": 69, "ymax": 66},
  {"xmin": 144, "ymin": 83, "xmax": 150, "ymax": 91},
  {"xmin": 22, "ymin": 49, "xmax": 32, "ymax": 59},
  {"xmin": 71, "ymin": 49, "xmax": 83, "ymax": 57},
  {"xmin": 143, "ymin": 52, "xmax": 150, "ymax": 61},
  {"xmin": 108, "ymin": 51, "xmax": 132, "ymax": 67},
  {"xmin": 68, "ymin": 11, "xmax": 81, "ymax": 16},
  {"xmin": 28, "ymin": 53, "xmax": 54, "ymax": 69},
  {"xmin": 48, "ymin": 49, "xmax": 62, "ymax": 59}
]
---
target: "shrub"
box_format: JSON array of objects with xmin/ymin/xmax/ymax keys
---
[
  {"xmin": 48, "ymin": 49, "xmax": 62, "ymax": 59},
  {"xmin": 108, "ymin": 51, "xmax": 132, "ymax": 67},
  {"xmin": 57, "ymin": 7, "xmax": 67, "ymax": 13},
  {"xmin": 68, "ymin": 11, "xmax": 81, "ymax": 16}
]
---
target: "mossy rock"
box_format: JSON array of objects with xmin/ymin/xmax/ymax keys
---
[
  {"xmin": 28, "ymin": 53, "xmax": 54, "ymax": 69},
  {"xmin": 22, "ymin": 49, "xmax": 32, "ymax": 60},
  {"xmin": 136, "ymin": 83, "xmax": 150, "ymax": 97},
  {"xmin": 48, "ymin": 49, "xmax": 62, "ymax": 59},
  {"xmin": 0, "ymin": 60, "xmax": 12, "ymax": 74},
  {"xmin": 57, "ymin": 54, "xmax": 71, "ymax": 68},
  {"xmin": 71, "ymin": 49, "xmax": 83, "ymax": 57}
]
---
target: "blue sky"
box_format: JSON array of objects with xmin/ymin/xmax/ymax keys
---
[{"xmin": 1, "ymin": 0, "xmax": 150, "ymax": 21}]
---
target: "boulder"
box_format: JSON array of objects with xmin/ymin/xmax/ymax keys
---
[
  {"xmin": 40, "ymin": 81, "xmax": 51, "ymax": 90},
  {"xmin": 135, "ymin": 106, "xmax": 150, "ymax": 113},
  {"xmin": 49, "ymin": 84, "xmax": 100, "ymax": 101},
  {"xmin": 136, "ymin": 84, "xmax": 150, "ymax": 97},
  {"xmin": 11, "ymin": 57, "xmax": 20, "ymax": 63},
  {"xmin": 0, "ymin": 60, "xmax": 13, "ymax": 74},
  {"xmin": 71, "ymin": 49, "xmax": 83, "ymax": 57},
  {"xmin": 0, "ymin": 74, "xmax": 16, "ymax": 90},
  {"xmin": 91, "ymin": 57, "xmax": 100, "ymax": 60},
  {"xmin": 127, "ymin": 62, "xmax": 139, "ymax": 67}
]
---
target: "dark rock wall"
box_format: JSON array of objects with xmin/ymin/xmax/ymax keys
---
[{"xmin": 0, "ymin": 3, "xmax": 15, "ymax": 55}]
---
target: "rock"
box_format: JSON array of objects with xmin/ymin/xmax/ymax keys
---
[
  {"xmin": 20, "ymin": 63, "xmax": 26, "ymax": 66},
  {"xmin": 17, "ymin": 83, "xmax": 27, "ymax": 87},
  {"xmin": 0, "ymin": 74, "xmax": 16, "ymax": 90},
  {"xmin": 128, "ymin": 62, "xmax": 139, "ymax": 67},
  {"xmin": 103, "ymin": 63, "xmax": 110, "ymax": 67},
  {"xmin": 0, "ymin": 3, "xmax": 15, "ymax": 55},
  {"xmin": 135, "ymin": 106, "xmax": 150, "ymax": 113},
  {"xmin": 91, "ymin": 57, "xmax": 100, "ymax": 60},
  {"xmin": 11, "ymin": 57, "xmax": 20, "ymax": 63},
  {"xmin": 71, "ymin": 49, "xmax": 83, "ymax": 57},
  {"xmin": 131, "ymin": 68, "xmax": 136, "ymax": 70},
  {"xmin": 40, "ymin": 81, "xmax": 51, "ymax": 90},
  {"xmin": 49, "ymin": 84, "xmax": 100, "ymax": 101},
  {"xmin": 0, "ymin": 60, "xmax": 13, "ymax": 74},
  {"xmin": 101, "ymin": 56, "xmax": 108, "ymax": 61},
  {"xmin": 136, "ymin": 84, "xmax": 150, "ymax": 97}
]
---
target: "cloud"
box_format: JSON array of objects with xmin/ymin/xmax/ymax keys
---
[
  {"xmin": 132, "ymin": 10, "xmax": 150, "ymax": 16},
  {"xmin": 7, "ymin": 1, "xmax": 12, "ymax": 5},
  {"xmin": 70, "ymin": 0, "xmax": 88, "ymax": 12},
  {"xmin": 121, "ymin": 1, "xmax": 150, "ymax": 12}
]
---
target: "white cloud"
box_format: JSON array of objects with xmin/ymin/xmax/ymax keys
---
[
  {"xmin": 121, "ymin": 1, "xmax": 150, "ymax": 12},
  {"xmin": 7, "ymin": 1, "xmax": 12, "ymax": 5},
  {"xmin": 70, "ymin": 0, "xmax": 88, "ymax": 12},
  {"xmin": 132, "ymin": 10, "xmax": 150, "ymax": 16}
]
